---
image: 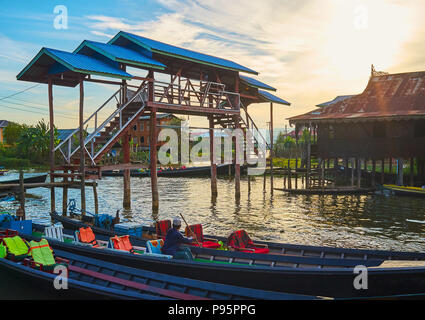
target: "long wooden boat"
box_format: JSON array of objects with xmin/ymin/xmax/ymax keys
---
[
  {"xmin": 0, "ymin": 174, "xmax": 47, "ymax": 185},
  {"xmin": 0, "ymin": 237, "xmax": 313, "ymax": 300},
  {"xmin": 50, "ymin": 212, "xmax": 425, "ymax": 262},
  {"xmin": 31, "ymin": 220, "xmax": 425, "ymax": 298},
  {"xmin": 382, "ymin": 184, "xmax": 425, "ymax": 197},
  {"xmin": 102, "ymin": 164, "xmax": 243, "ymax": 178}
]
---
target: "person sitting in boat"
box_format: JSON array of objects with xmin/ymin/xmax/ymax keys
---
[{"xmin": 162, "ymin": 218, "xmax": 194, "ymax": 260}]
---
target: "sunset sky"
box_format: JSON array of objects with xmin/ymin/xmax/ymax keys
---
[{"xmin": 0, "ymin": 0, "xmax": 424, "ymax": 131}]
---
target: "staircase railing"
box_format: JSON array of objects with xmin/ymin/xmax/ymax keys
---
[{"xmin": 55, "ymin": 84, "xmax": 148, "ymax": 165}]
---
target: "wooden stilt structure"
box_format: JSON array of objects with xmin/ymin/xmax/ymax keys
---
[{"xmin": 79, "ymin": 78, "xmax": 86, "ymax": 215}]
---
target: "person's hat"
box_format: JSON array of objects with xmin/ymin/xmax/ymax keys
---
[{"xmin": 173, "ymin": 218, "xmax": 181, "ymax": 227}]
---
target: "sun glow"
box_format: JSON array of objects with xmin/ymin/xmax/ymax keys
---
[{"xmin": 321, "ymin": 0, "xmax": 413, "ymax": 78}]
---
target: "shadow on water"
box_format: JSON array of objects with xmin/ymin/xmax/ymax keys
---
[{"xmin": 1, "ymin": 173, "xmax": 424, "ymax": 252}]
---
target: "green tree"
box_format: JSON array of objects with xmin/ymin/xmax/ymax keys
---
[{"xmin": 3, "ymin": 122, "xmax": 26, "ymax": 145}]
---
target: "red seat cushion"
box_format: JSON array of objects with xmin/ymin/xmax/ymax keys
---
[{"xmin": 201, "ymin": 241, "xmax": 221, "ymax": 249}]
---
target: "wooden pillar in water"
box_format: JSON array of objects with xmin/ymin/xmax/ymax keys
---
[
  {"xmin": 410, "ymin": 158, "xmax": 414, "ymax": 186},
  {"xmin": 306, "ymin": 126, "xmax": 311, "ymax": 189},
  {"xmin": 122, "ymin": 76, "xmax": 131, "ymax": 209},
  {"xmin": 357, "ymin": 158, "xmax": 361, "ymax": 188},
  {"xmin": 79, "ymin": 78, "xmax": 86, "ymax": 214},
  {"xmin": 269, "ymin": 102, "xmax": 274, "ymax": 194},
  {"xmin": 381, "ymin": 159, "xmax": 385, "ymax": 184},
  {"xmin": 344, "ymin": 158, "xmax": 349, "ymax": 181},
  {"xmin": 62, "ymin": 169, "xmax": 68, "ymax": 216},
  {"xmin": 93, "ymin": 182, "xmax": 99, "ymax": 215},
  {"xmin": 148, "ymin": 71, "xmax": 159, "ymax": 211},
  {"xmin": 372, "ymin": 159, "xmax": 376, "ymax": 187},
  {"xmin": 19, "ymin": 170, "xmax": 25, "ymax": 220},
  {"xmin": 389, "ymin": 157, "xmax": 393, "ymax": 183},
  {"xmin": 123, "ymin": 131, "xmax": 131, "ymax": 209},
  {"xmin": 209, "ymin": 116, "xmax": 217, "ymax": 196},
  {"xmin": 234, "ymin": 115, "xmax": 241, "ymax": 198},
  {"xmin": 351, "ymin": 158, "xmax": 355, "ymax": 187},
  {"xmin": 397, "ymin": 158, "xmax": 404, "ymax": 186},
  {"xmin": 48, "ymin": 78, "xmax": 55, "ymax": 213}
]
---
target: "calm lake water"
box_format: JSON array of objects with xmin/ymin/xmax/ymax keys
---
[{"xmin": 1, "ymin": 170, "xmax": 425, "ymax": 252}]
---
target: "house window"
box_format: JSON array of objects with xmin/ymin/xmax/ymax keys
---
[
  {"xmin": 140, "ymin": 123, "xmax": 144, "ymax": 131},
  {"xmin": 133, "ymin": 125, "xmax": 137, "ymax": 131},
  {"xmin": 140, "ymin": 136, "xmax": 145, "ymax": 144},
  {"xmin": 373, "ymin": 123, "xmax": 386, "ymax": 138}
]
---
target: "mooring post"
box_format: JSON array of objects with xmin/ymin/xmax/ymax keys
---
[
  {"xmin": 19, "ymin": 169, "xmax": 25, "ymax": 220},
  {"xmin": 122, "ymin": 73, "xmax": 131, "ymax": 210},
  {"xmin": 48, "ymin": 78, "xmax": 55, "ymax": 213},
  {"xmin": 209, "ymin": 116, "xmax": 218, "ymax": 196},
  {"xmin": 357, "ymin": 158, "xmax": 361, "ymax": 188},
  {"xmin": 62, "ymin": 169, "xmax": 68, "ymax": 216},
  {"xmin": 234, "ymin": 115, "xmax": 241, "ymax": 199},
  {"xmin": 269, "ymin": 103, "xmax": 274, "ymax": 194},
  {"xmin": 397, "ymin": 158, "xmax": 404, "ymax": 186},
  {"xmin": 79, "ymin": 78, "xmax": 86, "ymax": 215},
  {"xmin": 123, "ymin": 131, "xmax": 131, "ymax": 209},
  {"xmin": 381, "ymin": 159, "xmax": 385, "ymax": 185},
  {"xmin": 351, "ymin": 158, "xmax": 355, "ymax": 187},
  {"xmin": 93, "ymin": 182, "xmax": 99, "ymax": 215}
]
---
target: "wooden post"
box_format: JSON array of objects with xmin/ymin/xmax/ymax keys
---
[
  {"xmin": 397, "ymin": 158, "xmax": 404, "ymax": 186},
  {"xmin": 351, "ymin": 158, "xmax": 355, "ymax": 187},
  {"xmin": 270, "ymin": 103, "xmax": 274, "ymax": 193},
  {"xmin": 344, "ymin": 158, "xmax": 349, "ymax": 181},
  {"xmin": 62, "ymin": 170, "xmax": 68, "ymax": 216},
  {"xmin": 93, "ymin": 182, "xmax": 99, "ymax": 215},
  {"xmin": 321, "ymin": 159, "xmax": 325, "ymax": 188},
  {"xmin": 389, "ymin": 157, "xmax": 393, "ymax": 183},
  {"xmin": 209, "ymin": 116, "xmax": 217, "ymax": 196},
  {"xmin": 381, "ymin": 159, "xmax": 385, "ymax": 184},
  {"xmin": 122, "ymin": 74, "xmax": 131, "ymax": 209},
  {"xmin": 234, "ymin": 115, "xmax": 241, "ymax": 198},
  {"xmin": 306, "ymin": 126, "xmax": 311, "ymax": 189},
  {"xmin": 48, "ymin": 78, "xmax": 55, "ymax": 213},
  {"xmin": 245, "ymin": 107, "xmax": 251, "ymax": 193},
  {"xmin": 79, "ymin": 78, "xmax": 86, "ymax": 215},
  {"xmin": 19, "ymin": 170, "xmax": 25, "ymax": 220},
  {"xmin": 372, "ymin": 159, "xmax": 376, "ymax": 187},
  {"xmin": 357, "ymin": 158, "xmax": 361, "ymax": 188},
  {"xmin": 410, "ymin": 158, "xmax": 414, "ymax": 186},
  {"xmin": 123, "ymin": 132, "xmax": 131, "ymax": 209},
  {"xmin": 148, "ymin": 70, "xmax": 159, "ymax": 211}
]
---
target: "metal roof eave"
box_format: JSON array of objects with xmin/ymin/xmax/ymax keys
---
[
  {"xmin": 75, "ymin": 40, "xmax": 166, "ymax": 71},
  {"xmin": 240, "ymin": 75, "xmax": 277, "ymax": 91},
  {"xmin": 17, "ymin": 47, "xmax": 132, "ymax": 84},
  {"xmin": 258, "ymin": 90, "xmax": 291, "ymax": 106},
  {"xmin": 109, "ymin": 31, "xmax": 259, "ymax": 75}
]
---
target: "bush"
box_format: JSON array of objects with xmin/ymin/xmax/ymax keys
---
[{"xmin": 0, "ymin": 156, "xmax": 31, "ymax": 168}]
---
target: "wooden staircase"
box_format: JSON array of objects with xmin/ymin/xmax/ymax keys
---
[{"xmin": 53, "ymin": 84, "xmax": 148, "ymax": 179}]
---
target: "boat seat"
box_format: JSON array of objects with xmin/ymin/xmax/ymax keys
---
[
  {"xmin": 45, "ymin": 225, "xmax": 64, "ymax": 242},
  {"xmin": 25, "ymin": 238, "xmax": 68, "ymax": 272},
  {"xmin": 75, "ymin": 227, "xmax": 99, "ymax": 248},
  {"xmin": 155, "ymin": 220, "xmax": 171, "ymax": 239},
  {"xmin": 109, "ymin": 235, "xmax": 136, "ymax": 254},
  {"xmin": 145, "ymin": 239, "xmax": 172, "ymax": 259},
  {"xmin": 0, "ymin": 235, "xmax": 30, "ymax": 261},
  {"xmin": 185, "ymin": 224, "xmax": 221, "ymax": 249},
  {"xmin": 227, "ymin": 230, "xmax": 269, "ymax": 254}
]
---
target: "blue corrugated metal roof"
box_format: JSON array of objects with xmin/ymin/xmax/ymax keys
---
[
  {"xmin": 45, "ymin": 48, "xmax": 132, "ymax": 78},
  {"xmin": 316, "ymin": 95, "xmax": 355, "ymax": 107},
  {"xmin": 240, "ymin": 75, "xmax": 276, "ymax": 91},
  {"xmin": 57, "ymin": 129, "xmax": 77, "ymax": 141},
  {"xmin": 258, "ymin": 90, "xmax": 290, "ymax": 105},
  {"xmin": 109, "ymin": 31, "xmax": 258, "ymax": 75},
  {"xmin": 74, "ymin": 40, "xmax": 166, "ymax": 70},
  {"xmin": 17, "ymin": 47, "xmax": 132, "ymax": 82}
]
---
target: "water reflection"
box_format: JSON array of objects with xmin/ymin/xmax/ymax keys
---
[{"xmin": 0, "ymin": 172, "xmax": 424, "ymax": 252}]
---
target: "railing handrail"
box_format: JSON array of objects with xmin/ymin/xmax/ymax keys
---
[{"xmin": 54, "ymin": 88, "xmax": 121, "ymax": 152}]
